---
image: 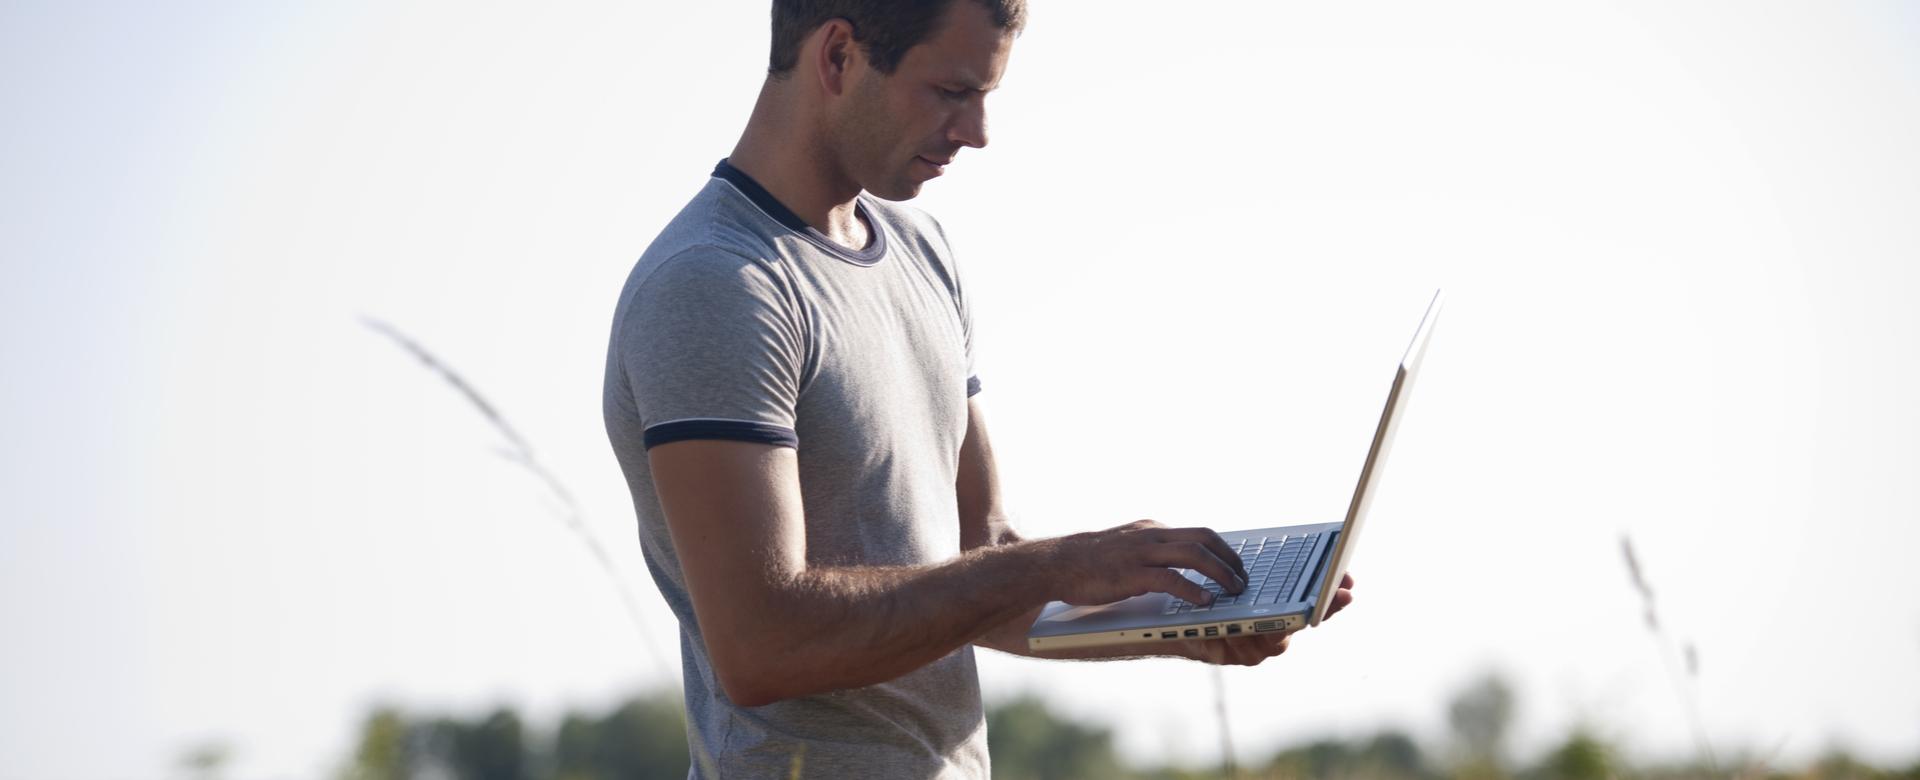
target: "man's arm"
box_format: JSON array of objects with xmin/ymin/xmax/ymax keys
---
[
  {"xmin": 648, "ymin": 436, "xmax": 1249, "ymax": 707},
  {"xmin": 956, "ymin": 396, "xmax": 1018, "ymax": 551},
  {"xmin": 957, "ymin": 398, "xmax": 1356, "ymax": 663}
]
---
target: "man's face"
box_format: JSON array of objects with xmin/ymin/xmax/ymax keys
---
[{"xmin": 830, "ymin": 1, "xmax": 1015, "ymax": 201}]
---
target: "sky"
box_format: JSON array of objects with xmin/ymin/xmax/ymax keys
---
[{"xmin": 2, "ymin": 1, "xmax": 1918, "ymax": 777}]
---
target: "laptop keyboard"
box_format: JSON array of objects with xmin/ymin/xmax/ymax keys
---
[{"xmin": 1164, "ymin": 532, "xmax": 1321, "ymax": 614}]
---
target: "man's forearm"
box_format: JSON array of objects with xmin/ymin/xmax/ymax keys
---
[
  {"xmin": 964, "ymin": 527, "xmax": 1176, "ymax": 661},
  {"xmin": 722, "ymin": 538, "xmax": 1055, "ymax": 705},
  {"xmin": 968, "ymin": 579, "xmax": 1192, "ymax": 661}
]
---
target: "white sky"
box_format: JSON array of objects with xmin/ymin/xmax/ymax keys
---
[{"xmin": 3, "ymin": 1, "xmax": 1918, "ymax": 777}]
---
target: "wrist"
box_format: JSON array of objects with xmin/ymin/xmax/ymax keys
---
[{"xmin": 986, "ymin": 535, "xmax": 1064, "ymax": 609}]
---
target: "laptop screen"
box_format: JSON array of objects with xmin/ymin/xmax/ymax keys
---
[{"xmin": 1310, "ymin": 290, "xmax": 1444, "ymax": 626}]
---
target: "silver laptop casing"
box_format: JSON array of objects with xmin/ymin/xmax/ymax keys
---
[
  {"xmin": 1026, "ymin": 522, "xmax": 1344, "ymax": 651},
  {"xmin": 1026, "ymin": 290, "xmax": 1444, "ymax": 652}
]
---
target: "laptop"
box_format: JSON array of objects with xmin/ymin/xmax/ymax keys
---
[{"xmin": 1026, "ymin": 290, "xmax": 1444, "ymax": 651}]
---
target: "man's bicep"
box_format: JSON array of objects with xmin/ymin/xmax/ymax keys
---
[
  {"xmin": 648, "ymin": 439, "xmax": 806, "ymax": 646},
  {"xmin": 957, "ymin": 397, "xmax": 1016, "ymax": 550}
]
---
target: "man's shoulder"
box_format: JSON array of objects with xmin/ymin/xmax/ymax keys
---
[
  {"xmin": 646, "ymin": 178, "xmax": 788, "ymax": 265},
  {"xmin": 626, "ymin": 178, "xmax": 796, "ymax": 292}
]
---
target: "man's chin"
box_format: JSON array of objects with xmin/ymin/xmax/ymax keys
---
[{"xmin": 864, "ymin": 179, "xmax": 926, "ymax": 202}]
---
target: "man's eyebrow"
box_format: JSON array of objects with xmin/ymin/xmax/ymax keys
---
[
  {"xmin": 943, "ymin": 69, "xmax": 1000, "ymax": 92},
  {"xmin": 945, "ymin": 78, "xmax": 998, "ymax": 93}
]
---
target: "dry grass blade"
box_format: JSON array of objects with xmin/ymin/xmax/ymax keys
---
[
  {"xmin": 787, "ymin": 743, "xmax": 807, "ymax": 780},
  {"xmin": 361, "ymin": 316, "xmax": 720, "ymax": 777},
  {"xmin": 1212, "ymin": 665, "xmax": 1237, "ymax": 779},
  {"xmin": 1621, "ymin": 535, "xmax": 1659, "ymax": 630},
  {"xmin": 362, "ymin": 317, "xmax": 645, "ymax": 646},
  {"xmin": 1620, "ymin": 532, "xmax": 1719, "ymax": 775}
]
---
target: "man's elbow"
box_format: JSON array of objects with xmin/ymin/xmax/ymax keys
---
[
  {"xmin": 721, "ymin": 680, "xmax": 784, "ymax": 709},
  {"xmin": 709, "ymin": 643, "xmax": 807, "ymax": 707}
]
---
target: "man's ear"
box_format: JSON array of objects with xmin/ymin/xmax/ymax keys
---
[{"xmin": 812, "ymin": 18, "xmax": 859, "ymax": 97}]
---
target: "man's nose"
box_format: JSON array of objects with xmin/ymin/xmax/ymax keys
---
[{"xmin": 949, "ymin": 101, "xmax": 989, "ymax": 149}]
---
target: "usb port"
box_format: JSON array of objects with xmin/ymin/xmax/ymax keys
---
[
  {"xmin": 1204, "ymin": 626, "xmax": 1219, "ymax": 637},
  {"xmin": 1161, "ymin": 631, "xmax": 1177, "ymax": 639},
  {"xmin": 1183, "ymin": 629, "xmax": 1199, "ymax": 638}
]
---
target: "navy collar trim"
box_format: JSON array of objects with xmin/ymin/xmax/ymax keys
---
[{"xmin": 711, "ymin": 159, "xmax": 887, "ymax": 266}]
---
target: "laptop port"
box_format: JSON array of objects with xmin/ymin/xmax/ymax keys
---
[
  {"xmin": 1183, "ymin": 629, "xmax": 1199, "ymax": 638},
  {"xmin": 1204, "ymin": 626, "xmax": 1219, "ymax": 637},
  {"xmin": 1226, "ymin": 624, "xmax": 1242, "ymax": 635},
  {"xmin": 1161, "ymin": 631, "xmax": 1177, "ymax": 639}
]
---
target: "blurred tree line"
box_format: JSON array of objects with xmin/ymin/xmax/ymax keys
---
[
  {"xmin": 325, "ymin": 673, "xmax": 1919, "ymax": 780},
  {"xmin": 335, "ymin": 693, "xmax": 689, "ymax": 780}
]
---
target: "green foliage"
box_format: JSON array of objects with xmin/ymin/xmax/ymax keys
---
[
  {"xmin": 336, "ymin": 694, "xmax": 688, "ymax": 780},
  {"xmin": 420, "ymin": 708, "xmax": 529, "ymax": 780},
  {"xmin": 174, "ymin": 741, "xmax": 233, "ymax": 780},
  {"xmin": 1810, "ymin": 748, "xmax": 1897, "ymax": 780},
  {"xmin": 338, "ymin": 707, "xmax": 407, "ymax": 780},
  {"xmin": 986, "ymin": 694, "xmax": 1126, "ymax": 780},
  {"xmin": 551, "ymin": 695, "xmax": 690, "ymax": 779},
  {"xmin": 1446, "ymin": 672, "xmax": 1516, "ymax": 777},
  {"xmin": 330, "ymin": 684, "xmax": 1920, "ymax": 780},
  {"xmin": 1260, "ymin": 730, "xmax": 1432, "ymax": 780},
  {"xmin": 1523, "ymin": 728, "xmax": 1615, "ymax": 780}
]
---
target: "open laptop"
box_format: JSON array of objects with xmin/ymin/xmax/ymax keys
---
[{"xmin": 1026, "ymin": 290, "xmax": 1444, "ymax": 651}]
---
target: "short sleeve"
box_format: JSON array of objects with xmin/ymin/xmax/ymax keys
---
[
  {"xmin": 956, "ymin": 249, "xmax": 980, "ymax": 398},
  {"xmin": 961, "ymin": 294, "xmax": 981, "ymax": 398},
  {"xmin": 924, "ymin": 213, "xmax": 982, "ymax": 398},
  {"xmin": 617, "ymin": 247, "xmax": 805, "ymax": 450}
]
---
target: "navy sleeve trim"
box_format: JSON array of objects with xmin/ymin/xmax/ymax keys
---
[
  {"xmin": 711, "ymin": 158, "xmax": 886, "ymax": 266},
  {"xmin": 967, "ymin": 376, "xmax": 982, "ymax": 397},
  {"xmin": 643, "ymin": 418, "xmax": 798, "ymax": 450}
]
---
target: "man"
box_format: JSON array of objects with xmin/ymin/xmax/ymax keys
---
[{"xmin": 602, "ymin": 1, "xmax": 1355, "ymax": 776}]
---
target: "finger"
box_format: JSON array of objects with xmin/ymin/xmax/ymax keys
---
[
  {"xmin": 1251, "ymin": 633, "xmax": 1282, "ymax": 664},
  {"xmin": 1223, "ymin": 634, "xmax": 1287, "ymax": 666},
  {"xmin": 1145, "ymin": 542, "xmax": 1243, "ymax": 594},
  {"xmin": 1161, "ymin": 527, "xmax": 1246, "ymax": 578},
  {"xmin": 1341, "ymin": 572, "xmax": 1355, "ymax": 590},
  {"xmin": 1145, "ymin": 567, "xmax": 1216, "ymax": 606},
  {"xmin": 1205, "ymin": 637, "xmax": 1250, "ymax": 666},
  {"xmin": 1324, "ymin": 587, "xmax": 1354, "ymax": 619},
  {"xmin": 1183, "ymin": 640, "xmax": 1226, "ymax": 665}
]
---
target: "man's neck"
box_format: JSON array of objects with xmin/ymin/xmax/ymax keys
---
[{"xmin": 727, "ymin": 85, "xmax": 870, "ymax": 251}]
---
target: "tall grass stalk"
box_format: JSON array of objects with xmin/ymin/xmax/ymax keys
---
[
  {"xmin": 363, "ymin": 316, "xmax": 720, "ymax": 778},
  {"xmin": 1620, "ymin": 533, "xmax": 1719, "ymax": 774},
  {"xmin": 1211, "ymin": 666, "xmax": 1238, "ymax": 778}
]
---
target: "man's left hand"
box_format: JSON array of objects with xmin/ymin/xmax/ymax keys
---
[{"xmin": 1176, "ymin": 572, "xmax": 1355, "ymax": 667}]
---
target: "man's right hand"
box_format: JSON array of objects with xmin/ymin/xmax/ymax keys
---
[{"xmin": 1041, "ymin": 519, "xmax": 1248, "ymax": 607}]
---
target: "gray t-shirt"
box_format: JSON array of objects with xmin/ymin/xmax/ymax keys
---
[{"xmin": 602, "ymin": 161, "xmax": 987, "ymax": 779}]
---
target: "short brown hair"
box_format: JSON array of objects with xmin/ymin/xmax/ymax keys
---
[{"xmin": 768, "ymin": 0, "xmax": 1026, "ymax": 77}]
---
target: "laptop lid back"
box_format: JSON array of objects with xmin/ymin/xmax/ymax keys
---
[{"xmin": 1308, "ymin": 290, "xmax": 1445, "ymax": 626}]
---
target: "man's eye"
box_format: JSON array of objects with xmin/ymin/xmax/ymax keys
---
[{"xmin": 939, "ymin": 87, "xmax": 969, "ymax": 100}]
